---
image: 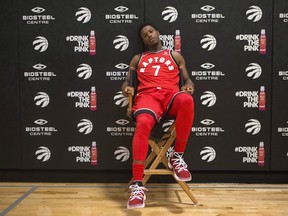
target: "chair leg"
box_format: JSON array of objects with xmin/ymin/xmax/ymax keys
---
[
  {"xmin": 176, "ymin": 180, "xmax": 198, "ymax": 204},
  {"xmin": 142, "ymin": 130, "xmax": 176, "ymax": 184},
  {"xmin": 142, "ymin": 142, "xmax": 169, "ymax": 184}
]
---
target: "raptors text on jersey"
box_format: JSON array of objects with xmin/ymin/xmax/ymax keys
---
[{"xmin": 136, "ymin": 49, "xmax": 180, "ymax": 92}]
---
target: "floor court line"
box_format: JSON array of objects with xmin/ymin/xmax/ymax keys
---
[
  {"xmin": 0, "ymin": 186, "xmax": 38, "ymax": 216},
  {"xmin": 0, "ymin": 184, "xmax": 287, "ymax": 190}
]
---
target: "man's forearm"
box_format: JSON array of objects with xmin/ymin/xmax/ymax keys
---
[
  {"xmin": 121, "ymin": 80, "xmax": 129, "ymax": 96},
  {"xmin": 185, "ymin": 78, "xmax": 194, "ymax": 86}
]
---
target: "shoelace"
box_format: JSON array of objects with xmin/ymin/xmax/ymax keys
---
[
  {"xmin": 129, "ymin": 184, "xmax": 147, "ymax": 201},
  {"xmin": 171, "ymin": 152, "xmax": 188, "ymax": 172}
]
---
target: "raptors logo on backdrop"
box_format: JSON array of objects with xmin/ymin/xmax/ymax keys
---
[
  {"xmin": 200, "ymin": 91, "xmax": 217, "ymax": 107},
  {"xmin": 34, "ymin": 92, "xmax": 50, "ymax": 108},
  {"xmin": 114, "ymin": 91, "xmax": 128, "ymax": 107},
  {"xmin": 76, "ymin": 64, "xmax": 92, "ymax": 80},
  {"xmin": 35, "ymin": 146, "xmax": 51, "ymax": 162},
  {"xmin": 77, "ymin": 119, "xmax": 93, "ymax": 135},
  {"xmin": 246, "ymin": 63, "xmax": 262, "ymax": 79},
  {"xmin": 114, "ymin": 146, "xmax": 130, "ymax": 162},
  {"xmin": 245, "ymin": 119, "xmax": 261, "ymax": 135},
  {"xmin": 200, "ymin": 146, "xmax": 216, "ymax": 162},
  {"xmin": 200, "ymin": 35, "xmax": 217, "ymax": 51},
  {"xmin": 162, "ymin": 120, "xmax": 174, "ymax": 132},
  {"xmin": 75, "ymin": 7, "xmax": 91, "ymax": 23},
  {"xmin": 113, "ymin": 35, "xmax": 129, "ymax": 51},
  {"xmin": 33, "ymin": 36, "xmax": 48, "ymax": 52},
  {"xmin": 166, "ymin": 146, "xmax": 174, "ymax": 159},
  {"xmin": 246, "ymin": 6, "xmax": 262, "ymax": 22},
  {"xmin": 162, "ymin": 6, "xmax": 178, "ymax": 23}
]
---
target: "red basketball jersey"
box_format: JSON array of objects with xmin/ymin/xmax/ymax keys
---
[{"xmin": 136, "ymin": 49, "xmax": 180, "ymax": 93}]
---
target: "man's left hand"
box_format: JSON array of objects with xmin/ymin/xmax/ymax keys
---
[{"xmin": 181, "ymin": 85, "xmax": 195, "ymax": 95}]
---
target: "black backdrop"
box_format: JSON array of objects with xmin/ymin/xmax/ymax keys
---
[
  {"xmin": 0, "ymin": 0, "xmax": 287, "ymax": 182},
  {"xmin": 0, "ymin": 0, "xmax": 21, "ymax": 169},
  {"xmin": 271, "ymin": 0, "xmax": 288, "ymax": 171}
]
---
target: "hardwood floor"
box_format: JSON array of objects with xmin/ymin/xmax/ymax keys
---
[{"xmin": 0, "ymin": 182, "xmax": 288, "ymax": 215}]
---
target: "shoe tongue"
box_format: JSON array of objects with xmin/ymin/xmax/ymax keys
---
[
  {"xmin": 133, "ymin": 181, "xmax": 143, "ymax": 187},
  {"xmin": 174, "ymin": 152, "xmax": 184, "ymax": 158}
]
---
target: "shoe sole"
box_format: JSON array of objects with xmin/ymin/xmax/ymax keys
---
[{"xmin": 127, "ymin": 203, "xmax": 145, "ymax": 209}]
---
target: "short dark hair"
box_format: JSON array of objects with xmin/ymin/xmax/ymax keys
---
[{"xmin": 138, "ymin": 23, "xmax": 158, "ymax": 40}]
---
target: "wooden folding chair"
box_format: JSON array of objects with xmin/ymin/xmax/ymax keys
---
[{"xmin": 126, "ymin": 71, "xmax": 198, "ymax": 205}]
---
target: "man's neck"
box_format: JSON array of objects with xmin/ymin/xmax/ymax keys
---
[{"xmin": 148, "ymin": 44, "xmax": 163, "ymax": 52}]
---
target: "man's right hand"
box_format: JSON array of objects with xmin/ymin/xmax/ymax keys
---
[{"xmin": 123, "ymin": 86, "xmax": 134, "ymax": 97}]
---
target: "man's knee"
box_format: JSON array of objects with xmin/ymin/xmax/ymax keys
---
[
  {"xmin": 136, "ymin": 114, "xmax": 155, "ymax": 132},
  {"xmin": 176, "ymin": 94, "xmax": 194, "ymax": 110}
]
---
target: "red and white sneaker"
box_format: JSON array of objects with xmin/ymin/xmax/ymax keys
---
[
  {"xmin": 127, "ymin": 182, "xmax": 148, "ymax": 209},
  {"xmin": 168, "ymin": 152, "xmax": 192, "ymax": 182}
]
